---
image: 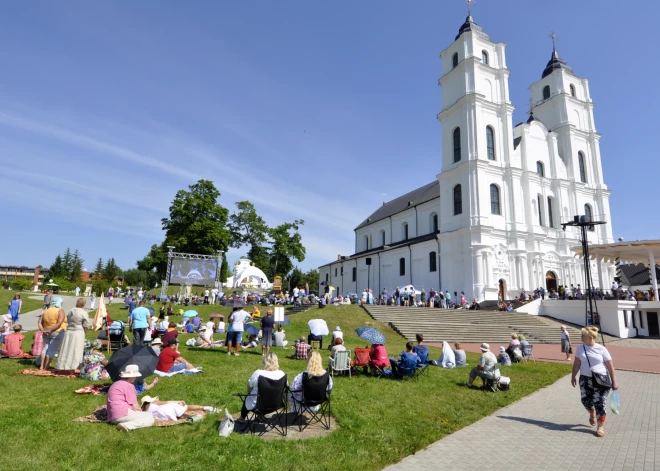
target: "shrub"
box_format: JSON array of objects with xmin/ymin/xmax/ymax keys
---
[{"xmin": 10, "ymin": 278, "xmax": 33, "ymax": 291}]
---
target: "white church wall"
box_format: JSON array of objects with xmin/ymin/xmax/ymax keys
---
[
  {"xmin": 540, "ymin": 300, "xmax": 638, "ymax": 338},
  {"xmin": 416, "ymin": 199, "xmax": 441, "ymax": 236}
]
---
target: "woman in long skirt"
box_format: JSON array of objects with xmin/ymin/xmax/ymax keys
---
[
  {"xmin": 57, "ymin": 298, "xmax": 90, "ymax": 371},
  {"xmin": 571, "ymin": 326, "xmax": 618, "ymax": 437},
  {"xmin": 560, "ymin": 325, "xmax": 571, "ymax": 361}
]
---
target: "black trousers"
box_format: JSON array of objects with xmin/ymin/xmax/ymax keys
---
[
  {"xmin": 133, "ymin": 328, "xmax": 147, "ymax": 346},
  {"xmin": 308, "ymin": 334, "xmax": 323, "ymax": 349}
]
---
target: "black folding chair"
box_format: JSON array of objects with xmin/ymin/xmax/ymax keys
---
[
  {"xmin": 290, "ymin": 372, "xmax": 331, "ymax": 432},
  {"xmin": 108, "ymin": 322, "xmax": 127, "ymax": 352},
  {"xmin": 234, "ymin": 375, "xmax": 288, "ymax": 436}
]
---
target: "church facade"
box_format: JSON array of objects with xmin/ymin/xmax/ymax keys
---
[{"xmin": 319, "ymin": 15, "xmax": 614, "ymax": 302}]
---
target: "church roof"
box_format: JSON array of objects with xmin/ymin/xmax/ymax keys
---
[
  {"xmin": 619, "ymin": 263, "xmax": 660, "ymax": 287},
  {"xmin": 542, "ymin": 50, "xmax": 574, "ymax": 78},
  {"xmin": 455, "ymin": 15, "xmax": 490, "ymax": 41},
  {"xmin": 354, "ymin": 181, "xmax": 439, "ymax": 231}
]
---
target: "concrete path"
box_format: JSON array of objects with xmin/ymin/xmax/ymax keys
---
[
  {"xmin": 384, "ymin": 370, "xmax": 659, "ymax": 471},
  {"xmin": 19, "ymin": 296, "xmax": 123, "ymax": 331}
]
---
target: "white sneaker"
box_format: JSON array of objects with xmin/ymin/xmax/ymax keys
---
[
  {"xmin": 233, "ymin": 353, "xmax": 240, "ymax": 356},
  {"xmin": 227, "ymin": 352, "xmax": 231, "ymax": 355}
]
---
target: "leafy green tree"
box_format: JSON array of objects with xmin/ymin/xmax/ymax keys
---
[
  {"xmin": 229, "ymin": 201, "xmax": 271, "ymax": 272},
  {"xmin": 49, "ymin": 255, "xmax": 66, "ymax": 279},
  {"xmin": 10, "ymin": 278, "xmax": 33, "ymax": 291},
  {"xmin": 138, "ymin": 180, "xmax": 231, "ymax": 280},
  {"xmin": 269, "ymin": 220, "xmax": 305, "ymax": 279},
  {"xmin": 62, "ymin": 248, "xmax": 73, "ymax": 276},
  {"xmin": 123, "ymin": 268, "xmax": 152, "ymax": 288},
  {"xmin": 220, "ymin": 253, "xmax": 230, "ymax": 283},
  {"xmin": 70, "ymin": 249, "xmax": 84, "ymax": 282}
]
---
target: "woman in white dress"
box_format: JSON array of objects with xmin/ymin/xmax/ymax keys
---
[
  {"xmin": 57, "ymin": 298, "xmax": 90, "ymax": 371},
  {"xmin": 140, "ymin": 396, "xmax": 216, "ymax": 420}
]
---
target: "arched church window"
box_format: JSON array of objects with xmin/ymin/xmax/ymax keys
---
[
  {"xmin": 453, "ymin": 185, "xmax": 462, "ymax": 215},
  {"xmin": 453, "ymin": 127, "xmax": 461, "ymax": 163},
  {"xmin": 486, "ymin": 126, "xmax": 495, "ymax": 160},
  {"xmin": 452, "ymin": 52, "xmax": 459, "ymax": 68},
  {"xmin": 490, "ymin": 184, "xmax": 501, "ymax": 215},
  {"xmin": 380, "ymin": 230, "xmax": 386, "ymax": 246},
  {"xmin": 402, "ymin": 223, "xmax": 409, "ymax": 241},
  {"xmin": 584, "ymin": 204, "xmax": 594, "ymax": 231},
  {"xmin": 578, "ymin": 151, "xmax": 587, "ymax": 183},
  {"xmin": 399, "ymin": 258, "xmax": 406, "ymax": 276},
  {"xmin": 543, "ymin": 85, "xmax": 551, "ymax": 100},
  {"xmin": 547, "ymin": 197, "xmax": 554, "ymax": 228},
  {"xmin": 482, "ymin": 50, "xmax": 489, "ymax": 65},
  {"xmin": 536, "ymin": 161, "xmax": 544, "ymax": 177},
  {"xmin": 570, "ymin": 84, "xmax": 576, "ymax": 97},
  {"xmin": 430, "ymin": 213, "xmax": 438, "ymax": 233},
  {"xmin": 429, "ymin": 252, "xmax": 437, "ymax": 272},
  {"xmin": 364, "ymin": 235, "xmax": 369, "ymax": 250}
]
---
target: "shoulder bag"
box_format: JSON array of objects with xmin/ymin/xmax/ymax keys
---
[{"xmin": 582, "ymin": 344, "xmax": 612, "ymax": 389}]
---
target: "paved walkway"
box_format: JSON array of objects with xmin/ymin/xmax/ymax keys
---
[
  {"xmin": 384, "ymin": 370, "xmax": 659, "ymax": 471},
  {"xmin": 19, "ymin": 296, "xmax": 122, "ymax": 331}
]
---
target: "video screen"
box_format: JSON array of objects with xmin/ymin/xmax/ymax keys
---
[{"xmin": 169, "ymin": 259, "xmax": 217, "ymax": 286}]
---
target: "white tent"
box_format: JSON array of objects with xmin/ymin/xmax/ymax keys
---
[{"xmin": 233, "ymin": 265, "xmax": 270, "ymax": 288}]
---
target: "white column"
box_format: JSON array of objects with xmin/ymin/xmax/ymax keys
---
[
  {"xmin": 596, "ymin": 257, "xmax": 604, "ymax": 290},
  {"xmin": 650, "ymin": 251, "xmax": 659, "ymax": 301},
  {"xmin": 485, "ymin": 252, "xmax": 493, "ymax": 288},
  {"xmin": 539, "ymin": 257, "xmax": 546, "ymax": 288},
  {"xmin": 473, "ymin": 249, "xmax": 484, "ymax": 300},
  {"xmin": 510, "ymin": 256, "xmax": 518, "ymax": 290},
  {"xmin": 521, "ymin": 255, "xmax": 530, "ymax": 291}
]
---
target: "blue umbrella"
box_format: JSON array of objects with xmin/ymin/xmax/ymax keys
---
[
  {"xmin": 183, "ymin": 310, "xmax": 198, "ymax": 319},
  {"xmin": 279, "ymin": 315, "xmax": 291, "ymax": 325},
  {"xmin": 244, "ymin": 324, "xmax": 259, "ymax": 336},
  {"xmin": 355, "ymin": 326, "xmax": 386, "ymax": 345}
]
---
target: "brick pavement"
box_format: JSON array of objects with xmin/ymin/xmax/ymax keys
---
[{"xmin": 383, "ymin": 370, "xmax": 659, "ymax": 471}]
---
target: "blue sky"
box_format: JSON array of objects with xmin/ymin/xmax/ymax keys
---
[{"xmin": 1, "ymin": 1, "xmax": 657, "ymax": 274}]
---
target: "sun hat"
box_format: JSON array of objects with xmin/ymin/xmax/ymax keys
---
[
  {"xmin": 499, "ymin": 346, "xmax": 505, "ymax": 353},
  {"xmin": 199, "ymin": 326, "xmax": 207, "ymax": 331},
  {"xmin": 140, "ymin": 395, "xmax": 159, "ymax": 407},
  {"xmin": 3, "ymin": 314, "xmax": 12, "ymax": 322},
  {"xmin": 480, "ymin": 343, "xmax": 490, "ymax": 352},
  {"xmin": 119, "ymin": 364, "xmax": 142, "ymax": 378},
  {"xmin": 335, "ymin": 326, "xmax": 341, "ymax": 331},
  {"xmin": 151, "ymin": 338, "xmax": 163, "ymax": 345}
]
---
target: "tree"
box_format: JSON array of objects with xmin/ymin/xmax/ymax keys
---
[
  {"xmin": 103, "ymin": 258, "xmax": 121, "ymax": 282},
  {"xmin": 220, "ymin": 252, "xmax": 230, "ymax": 283},
  {"xmin": 229, "ymin": 201, "xmax": 271, "ymax": 272},
  {"xmin": 93, "ymin": 258, "xmax": 104, "ymax": 279},
  {"xmin": 49, "ymin": 255, "xmax": 66, "ymax": 279},
  {"xmin": 138, "ymin": 180, "xmax": 231, "ymax": 281},
  {"xmin": 70, "ymin": 249, "xmax": 84, "ymax": 282},
  {"xmin": 287, "ymin": 267, "xmax": 319, "ymax": 293},
  {"xmin": 62, "ymin": 248, "xmax": 73, "ymax": 276},
  {"xmin": 269, "ymin": 220, "xmax": 305, "ymax": 279},
  {"xmin": 123, "ymin": 268, "xmax": 152, "ymax": 288}
]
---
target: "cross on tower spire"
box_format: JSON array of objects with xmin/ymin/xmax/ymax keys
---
[
  {"xmin": 548, "ymin": 30, "xmax": 558, "ymax": 51},
  {"xmin": 465, "ymin": 0, "xmax": 476, "ymax": 16}
]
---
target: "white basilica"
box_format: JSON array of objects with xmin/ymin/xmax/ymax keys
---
[{"xmin": 319, "ymin": 14, "xmax": 614, "ymax": 302}]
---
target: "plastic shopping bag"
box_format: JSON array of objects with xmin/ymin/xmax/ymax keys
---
[{"xmin": 609, "ymin": 390, "xmax": 621, "ymax": 414}]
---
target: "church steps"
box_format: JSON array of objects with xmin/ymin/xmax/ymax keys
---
[{"xmin": 363, "ymin": 305, "xmax": 579, "ymax": 344}]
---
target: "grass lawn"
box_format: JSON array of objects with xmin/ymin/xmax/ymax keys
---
[
  {"xmin": 0, "ymin": 289, "xmax": 44, "ymax": 315},
  {"xmin": 0, "ymin": 304, "xmax": 571, "ymax": 471}
]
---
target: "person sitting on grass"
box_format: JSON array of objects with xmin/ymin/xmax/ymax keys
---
[
  {"xmin": 140, "ymin": 395, "xmax": 218, "ymax": 420},
  {"xmin": 161, "ymin": 322, "xmax": 178, "ymax": 346},
  {"xmin": 134, "ymin": 376, "xmax": 159, "ymax": 395},
  {"xmin": 183, "ymin": 319, "xmax": 194, "ymax": 334},
  {"xmin": 238, "ymin": 352, "xmax": 286, "ymax": 425},
  {"xmin": 2, "ymin": 324, "xmax": 25, "ymax": 357},
  {"xmin": 80, "ymin": 340, "xmax": 110, "ymax": 381},
  {"xmin": 498, "ymin": 346, "xmax": 511, "ymax": 366},
  {"xmin": 150, "ymin": 338, "xmax": 162, "ymax": 356},
  {"xmin": 241, "ymin": 334, "xmax": 259, "ymax": 350},
  {"xmin": 156, "ymin": 339, "xmax": 196, "ymax": 373},
  {"xmin": 251, "ymin": 305, "xmax": 261, "ymax": 319},
  {"xmin": 274, "ymin": 326, "xmax": 288, "ymax": 347},
  {"xmin": 466, "ymin": 343, "xmax": 498, "ymax": 388},
  {"xmin": 290, "ymin": 351, "xmax": 333, "ymax": 412},
  {"xmin": 412, "ymin": 333, "xmax": 429, "ymax": 363},
  {"xmin": 453, "ymin": 342, "xmax": 467, "ymax": 367},
  {"xmin": 106, "ymin": 364, "xmax": 155, "ymax": 432},
  {"xmin": 368, "ymin": 343, "xmax": 390, "ymax": 374},
  {"xmin": 295, "ymin": 337, "xmax": 311, "ymax": 360},
  {"xmin": 195, "ymin": 326, "xmax": 214, "ymax": 348}
]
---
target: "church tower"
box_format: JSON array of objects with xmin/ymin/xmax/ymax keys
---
[{"xmin": 529, "ymin": 38, "xmax": 614, "ymax": 245}]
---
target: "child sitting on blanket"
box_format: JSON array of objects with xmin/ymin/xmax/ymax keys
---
[
  {"xmin": 3, "ymin": 324, "xmax": 25, "ymax": 357},
  {"xmin": 140, "ymin": 395, "xmax": 218, "ymax": 421},
  {"xmin": 240, "ymin": 334, "xmax": 259, "ymax": 350}
]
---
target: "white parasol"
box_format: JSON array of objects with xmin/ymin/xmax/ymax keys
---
[
  {"xmin": 308, "ymin": 319, "xmax": 329, "ymax": 336},
  {"xmin": 92, "ymin": 293, "xmax": 108, "ymax": 331}
]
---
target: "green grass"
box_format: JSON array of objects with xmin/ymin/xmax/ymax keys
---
[
  {"xmin": 0, "ymin": 289, "xmax": 44, "ymax": 315},
  {"xmin": 0, "ymin": 304, "xmax": 571, "ymax": 471}
]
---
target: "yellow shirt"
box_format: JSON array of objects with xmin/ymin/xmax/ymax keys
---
[
  {"xmin": 42, "ymin": 307, "xmax": 67, "ymax": 332},
  {"xmin": 252, "ymin": 307, "xmax": 261, "ymax": 318}
]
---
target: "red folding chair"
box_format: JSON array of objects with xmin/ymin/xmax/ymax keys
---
[{"xmin": 353, "ymin": 348, "xmax": 370, "ymax": 374}]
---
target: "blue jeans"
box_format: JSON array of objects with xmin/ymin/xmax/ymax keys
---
[{"xmin": 168, "ymin": 363, "xmax": 187, "ymax": 373}]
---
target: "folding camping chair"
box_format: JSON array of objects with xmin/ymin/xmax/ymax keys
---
[
  {"xmin": 520, "ymin": 344, "xmax": 536, "ymax": 364},
  {"xmin": 353, "ymin": 348, "xmax": 370, "ymax": 374},
  {"xmin": 415, "ymin": 349, "xmax": 430, "ymax": 378},
  {"xmin": 481, "ymin": 368, "xmax": 501, "ymax": 392},
  {"xmin": 234, "ymin": 375, "xmax": 288, "ymax": 436},
  {"xmin": 310, "ymin": 340, "xmax": 320, "ymax": 350},
  {"xmin": 329, "ymin": 350, "xmax": 351, "ymax": 377},
  {"xmin": 290, "ymin": 372, "xmax": 332, "ymax": 432},
  {"xmin": 390, "ymin": 357, "xmax": 417, "ymax": 382},
  {"xmin": 108, "ymin": 321, "xmax": 127, "ymax": 352}
]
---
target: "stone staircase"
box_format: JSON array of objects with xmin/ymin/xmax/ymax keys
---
[
  {"xmin": 363, "ymin": 305, "xmax": 581, "ymax": 344},
  {"xmin": 285, "ymin": 304, "xmax": 317, "ymax": 316}
]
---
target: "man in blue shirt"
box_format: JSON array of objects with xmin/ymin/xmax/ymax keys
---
[
  {"xmin": 128, "ymin": 297, "xmax": 137, "ymax": 316},
  {"xmin": 129, "ymin": 301, "xmax": 152, "ymax": 346}
]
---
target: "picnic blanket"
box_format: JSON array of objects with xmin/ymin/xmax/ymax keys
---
[
  {"xmin": 75, "ymin": 384, "xmax": 112, "ymax": 395},
  {"xmin": 0, "ymin": 354, "xmax": 36, "ymax": 359},
  {"xmin": 73, "ymin": 406, "xmax": 206, "ymax": 427},
  {"xmin": 21, "ymin": 369, "xmax": 80, "ymax": 379},
  {"xmin": 153, "ymin": 367, "xmax": 202, "ymax": 377}
]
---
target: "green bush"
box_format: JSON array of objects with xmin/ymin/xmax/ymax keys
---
[
  {"xmin": 51, "ymin": 277, "xmax": 76, "ymax": 292},
  {"xmin": 91, "ymin": 280, "xmax": 109, "ymax": 297},
  {"xmin": 9, "ymin": 278, "xmax": 33, "ymax": 291}
]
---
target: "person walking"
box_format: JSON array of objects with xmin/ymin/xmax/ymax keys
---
[
  {"xmin": 129, "ymin": 301, "xmax": 152, "ymax": 346},
  {"xmin": 7, "ymin": 294, "xmax": 22, "ymax": 324},
  {"xmin": 90, "ymin": 293, "xmax": 97, "ymax": 310},
  {"xmin": 560, "ymin": 325, "xmax": 572, "ymax": 361},
  {"xmin": 571, "ymin": 326, "xmax": 618, "ymax": 437},
  {"xmin": 57, "ymin": 298, "xmax": 91, "ymax": 372}
]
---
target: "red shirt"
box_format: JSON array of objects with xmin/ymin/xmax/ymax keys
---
[
  {"xmin": 156, "ymin": 346, "xmax": 180, "ymax": 372},
  {"xmin": 161, "ymin": 329, "xmax": 178, "ymax": 346},
  {"xmin": 3, "ymin": 333, "xmax": 24, "ymax": 357}
]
